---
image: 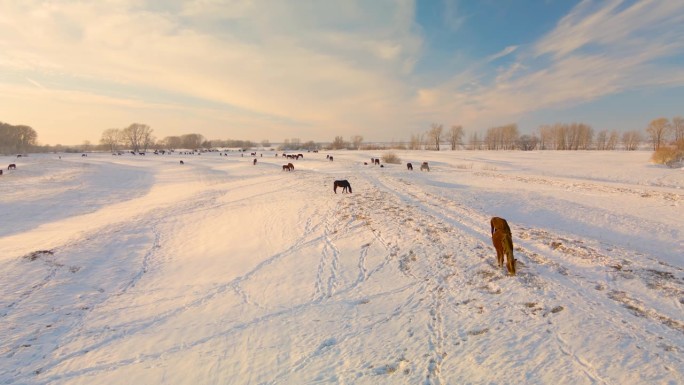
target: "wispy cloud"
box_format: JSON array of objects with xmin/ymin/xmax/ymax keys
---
[
  {"xmin": 487, "ymin": 45, "xmax": 519, "ymax": 62},
  {"xmin": 422, "ymin": 0, "xmax": 684, "ymax": 130}
]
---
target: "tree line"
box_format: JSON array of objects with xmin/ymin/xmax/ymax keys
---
[
  {"xmin": 2, "ymin": 116, "xmax": 682, "ymax": 155},
  {"xmin": 0, "ymin": 122, "xmax": 38, "ymax": 154}
]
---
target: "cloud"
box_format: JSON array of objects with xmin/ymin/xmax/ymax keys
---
[
  {"xmin": 487, "ymin": 45, "xmax": 519, "ymax": 62},
  {"xmin": 425, "ymin": 0, "xmax": 684, "ymax": 131},
  {"xmin": 0, "ymin": 0, "xmax": 422, "ymax": 142}
]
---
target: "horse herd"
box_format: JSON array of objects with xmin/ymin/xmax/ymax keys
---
[{"xmin": 3, "ymin": 154, "xmax": 516, "ymax": 276}]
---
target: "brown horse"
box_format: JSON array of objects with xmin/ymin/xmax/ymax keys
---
[
  {"xmin": 420, "ymin": 162, "xmax": 429, "ymax": 171},
  {"xmin": 180, "ymin": 160, "xmax": 184, "ymax": 164},
  {"xmin": 8, "ymin": 164, "xmax": 16, "ymax": 170},
  {"xmin": 253, "ymin": 158, "xmax": 257, "ymax": 165},
  {"xmin": 491, "ymin": 217, "xmax": 516, "ymax": 275},
  {"xmin": 333, "ymin": 180, "xmax": 352, "ymax": 193},
  {"xmin": 407, "ymin": 162, "xmax": 413, "ymax": 170}
]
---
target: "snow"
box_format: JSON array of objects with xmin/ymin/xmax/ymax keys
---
[{"xmin": 1, "ymin": 150, "xmax": 682, "ymax": 385}]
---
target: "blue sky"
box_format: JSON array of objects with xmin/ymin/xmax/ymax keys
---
[{"xmin": 0, "ymin": 0, "xmax": 683, "ymax": 145}]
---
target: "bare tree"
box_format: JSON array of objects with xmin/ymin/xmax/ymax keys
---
[
  {"xmin": 427, "ymin": 123, "xmax": 443, "ymax": 151},
  {"xmin": 606, "ymin": 130, "xmax": 619, "ymax": 150},
  {"xmin": 100, "ymin": 128, "xmax": 121, "ymax": 152},
  {"xmin": 162, "ymin": 136, "xmax": 182, "ymax": 149},
  {"xmin": 646, "ymin": 118, "xmax": 670, "ymax": 150},
  {"xmin": 350, "ymin": 135, "xmax": 363, "ymax": 150},
  {"xmin": 331, "ymin": 136, "xmax": 346, "ymax": 150},
  {"xmin": 447, "ymin": 125, "xmax": 464, "ymax": 150},
  {"xmin": 516, "ymin": 134, "xmax": 538, "ymax": 151},
  {"xmin": 622, "ymin": 130, "xmax": 643, "ymax": 151},
  {"xmin": 82, "ymin": 140, "xmax": 91, "ymax": 152},
  {"xmin": 468, "ymin": 131, "xmax": 482, "ymax": 150},
  {"xmin": 409, "ymin": 133, "xmax": 423, "ymax": 150},
  {"xmin": 595, "ymin": 130, "xmax": 608, "ymax": 150},
  {"xmin": 121, "ymin": 123, "xmax": 152, "ymax": 152},
  {"xmin": 261, "ymin": 139, "xmax": 271, "ymax": 148},
  {"xmin": 672, "ymin": 116, "xmax": 684, "ymax": 143},
  {"xmin": 181, "ymin": 133, "xmax": 204, "ymax": 150}
]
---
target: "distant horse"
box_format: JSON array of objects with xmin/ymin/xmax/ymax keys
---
[
  {"xmin": 180, "ymin": 160, "xmax": 184, "ymax": 165},
  {"xmin": 333, "ymin": 180, "xmax": 352, "ymax": 193},
  {"xmin": 407, "ymin": 162, "xmax": 413, "ymax": 170},
  {"xmin": 370, "ymin": 157, "xmax": 375, "ymax": 164},
  {"xmin": 297, "ymin": 154, "xmax": 304, "ymax": 159},
  {"xmin": 282, "ymin": 164, "xmax": 290, "ymax": 171},
  {"xmin": 374, "ymin": 159, "xmax": 380, "ymax": 165},
  {"xmin": 364, "ymin": 162, "xmax": 368, "ymax": 165},
  {"xmin": 491, "ymin": 217, "xmax": 516, "ymax": 275},
  {"xmin": 253, "ymin": 158, "xmax": 257, "ymax": 165},
  {"xmin": 82, "ymin": 154, "xmax": 87, "ymax": 157},
  {"xmin": 420, "ymin": 162, "xmax": 429, "ymax": 171},
  {"xmin": 329, "ymin": 156, "xmax": 334, "ymax": 161},
  {"xmin": 287, "ymin": 163, "xmax": 294, "ymax": 171},
  {"xmin": 8, "ymin": 164, "xmax": 16, "ymax": 170},
  {"xmin": 0, "ymin": 170, "xmax": 3, "ymax": 175}
]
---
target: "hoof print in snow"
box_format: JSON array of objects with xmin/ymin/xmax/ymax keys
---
[
  {"xmin": 467, "ymin": 328, "xmax": 489, "ymax": 336},
  {"xmin": 23, "ymin": 250, "xmax": 54, "ymax": 261},
  {"xmin": 550, "ymin": 305, "xmax": 564, "ymax": 314}
]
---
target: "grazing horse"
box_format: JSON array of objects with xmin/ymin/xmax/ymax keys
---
[
  {"xmin": 8, "ymin": 164, "xmax": 16, "ymax": 170},
  {"xmin": 180, "ymin": 160, "xmax": 184, "ymax": 164},
  {"xmin": 287, "ymin": 163, "xmax": 294, "ymax": 171},
  {"xmin": 420, "ymin": 162, "xmax": 429, "ymax": 171},
  {"xmin": 253, "ymin": 158, "xmax": 257, "ymax": 165},
  {"xmin": 333, "ymin": 180, "xmax": 352, "ymax": 193},
  {"xmin": 329, "ymin": 156, "xmax": 334, "ymax": 161},
  {"xmin": 407, "ymin": 162, "xmax": 413, "ymax": 170},
  {"xmin": 82, "ymin": 153, "xmax": 87, "ymax": 157},
  {"xmin": 282, "ymin": 164, "xmax": 290, "ymax": 171},
  {"xmin": 491, "ymin": 217, "xmax": 516, "ymax": 275},
  {"xmin": 374, "ymin": 158, "xmax": 380, "ymax": 165}
]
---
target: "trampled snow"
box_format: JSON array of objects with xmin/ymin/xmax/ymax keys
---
[{"xmin": 0, "ymin": 150, "xmax": 682, "ymax": 384}]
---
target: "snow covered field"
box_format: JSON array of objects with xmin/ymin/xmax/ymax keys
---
[{"xmin": 1, "ymin": 150, "xmax": 682, "ymax": 385}]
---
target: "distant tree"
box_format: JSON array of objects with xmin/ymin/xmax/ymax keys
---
[
  {"xmin": 427, "ymin": 123, "xmax": 443, "ymax": 151},
  {"xmin": 447, "ymin": 125, "xmax": 464, "ymax": 150},
  {"xmin": 516, "ymin": 134, "xmax": 539, "ymax": 151},
  {"xmin": 302, "ymin": 140, "xmax": 318, "ymax": 151},
  {"xmin": 82, "ymin": 140, "xmax": 91, "ymax": 152},
  {"xmin": 672, "ymin": 116, "xmax": 684, "ymax": 143},
  {"xmin": 331, "ymin": 136, "xmax": 347, "ymax": 150},
  {"xmin": 350, "ymin": 135, "xmax": 363, "ymax": 150},
  {"xmin": 622, "ymin": 130, "xmax": 643, "ymax": 151},
  {"xmin": 606, "ymin": 130, "xmax": 620, "ymax": 150},
  {"xmin": 646, "ymin": 118, "xmax": 671, "ymax": 150},
  {"xmin": 595, "ymin": 130, "xmax": 608, "ymax": 150},
  {"xmin": 162, "ymin": 136, "xmax": 182, "ymax": 149},
  {"xmin": 485, "ymin": 123, "xmax": 519, "ymax": 150},
  {"xmin": 100, "ymin": 128, "xmax": 121, "ymax": 152},
  {"xmin": 180, "ymin": 133, "xmax": 203, "ymax": 149},
  {"xmin": 121, "ymin": 123, "xmax": 153, "ymax": 152},
  {"xmin": 409, "ymin": 133, "xmax": 423, "ymax": 150},
  {"xmin": 468, "ymin": 131, "xmax": 482, "ymax": 150},
  {"xmin": 261, "ymin": 139, "xmax": 271, "ymax": 148},
  {"xmin": 0, "ymin": 122, "xmax": 38, "ymax": 153}
]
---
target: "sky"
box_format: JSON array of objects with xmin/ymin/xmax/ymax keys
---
[{"xmin": 1, "ymin": 0, "xmax": 684, "ymax": 146}]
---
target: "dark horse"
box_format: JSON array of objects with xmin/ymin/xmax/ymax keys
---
[
  {"xmin": 407, "ymin": 162, "xmax": 413, "ymax": 170},
  {"xmin": 333, "ymin": 180, "xmax": 352, "ymax": 194},
  {"xmin": 8, "ymin": 164, "xmax": 16, "ymax": 170}
]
